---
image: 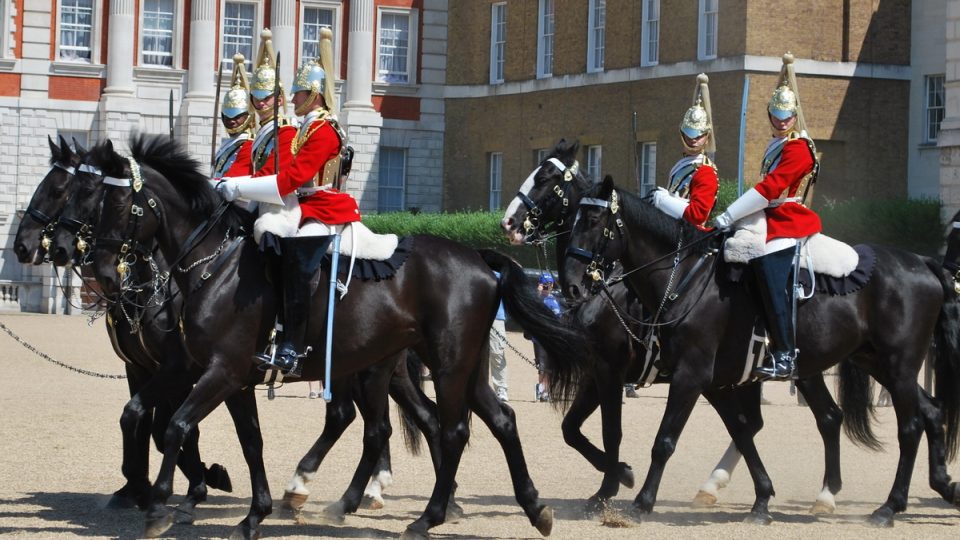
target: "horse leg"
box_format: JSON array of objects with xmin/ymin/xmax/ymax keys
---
[
  {"xmin": 866, "ymin": 379, "xmax": 924, "ymax": 527},
  {"xmin": 222, "ymin": 386, "xmax": 273, "ymax": 540},
  {"xmin": 692, "ymin": 441, "xmax": 741, "ymax": 507},
  {"xmin": 143, "ymin": 368, "xmax": 242, "ymax": 538},
  {"xmin": 633, "ymin": 375, "xmax": 708, "ymax": 518},
  {"xmin": 385, "ymin": 355, "xmax": 463, "ymax": 520},
  {"xmin": 109, "ymin": 365, "xmax": 155, "ymax": 510},
  {"xmin": 283, "ymin": 378, "xmax": 357, "ymax": 512},
  {"xmin": 583, "ymin": 363, "xmax": 630, "ymax": 514},
  {"xmin": 703, "ymin": 385, "xmax": 776, "ymax": 524},
  {"xmin": 917, "ymin": 388, "xmax": 960, "ymax": 506},
  {"xmin": 361, "ymin": 437, "xmax": 392, "ymax": 510},
  {"xmin": 795, "ymin": 374, "xmax": 843, "ymax": 515},
  {"xmin": 324, "ymin": 363, "xmax": 396, "ymax": 522}
]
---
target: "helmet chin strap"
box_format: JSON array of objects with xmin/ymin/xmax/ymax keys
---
[{"xmin": 294, "ymin": 89, "xmax": 322, "ymax": 117}]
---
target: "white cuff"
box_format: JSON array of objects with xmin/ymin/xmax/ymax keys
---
[
  {"xmin": 237, "ymin": 175, "xmax": 284, "ymax": 205},
  {"xmin": 722, "ymin": 187, "xmax": 769, "ymax": 224},
  {"xmin": 657, "ymin": 194, "xmax": 689, "ymax": 220}
]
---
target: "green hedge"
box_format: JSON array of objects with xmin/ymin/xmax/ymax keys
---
[{"xmin": 716, "ymin": 179, "xmax": 943, "ymax": 256}]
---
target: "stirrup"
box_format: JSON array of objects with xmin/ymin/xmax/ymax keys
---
[
  {"xmin": 753, "ymin": 353, "xmax": 797, "ymax": 381},
  {"xmin": 255, "ymin": 346, "xmax": 311, "ymax": 378}
]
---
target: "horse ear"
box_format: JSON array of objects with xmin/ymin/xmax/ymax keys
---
[
  {"xmin": 600, "ymin": 175, "xmax": 615, "ymax": 198},
  {"xmin": 48, "ymin": 135, "xmax": 60, "ymax": 158},
  {"xmin": 72, "ymin": 137, "xmax": 87, "ymax": 155},
  {"xmin": 58, "ymin": 135, "xmax": 73, "ymax": 160}
]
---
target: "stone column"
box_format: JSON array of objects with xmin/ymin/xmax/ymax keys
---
[
  {"xmin": 344, "ymin": 0, "xmax": 375, "ymax": 111},
  {"xmin": 103, "ymin": 0, "xmax": 135, "ymax": 95},
  {"xmin": 186, "ymin": 0, "xmax": 217, "ymax": 99},
  {"xmin": 940, "ymin": 0, "xmax": 960, "ymax": 220},
  {"xmin": 271, "ymin": 0, "xmax": 297, "ymax": 92}
]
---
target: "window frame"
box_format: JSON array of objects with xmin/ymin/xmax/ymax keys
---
[
  {"xmin": 219, "ymin": 0, "xmax": 263, "ymax": 73},
  {"xmin": 536, "ymin": 0, "xmax": 554, "ymax": 79},
  {"xmin": 299, "ymin": 1, "xmax": 342, "ymax": 69},
  {"xmin": 375, "ymin": 6, "xmax": 419, "ymax": 85},
  {"xmin": 138, "ymin": 0, "xmax": 183, "ymax": 69},
  {"xmin": 1, "ymin": 0, "xmax": 11, "ymax": 60},
  {"xmin": 55, "ymin": 0, "xmax": 104, "ymax": 64},
  {"xmin": 924, "ymin": 74, "xmax": 946, "ymax": 144},
  {"xmin": 639, "ymin": 142, "xmax": 657, "ymax": 196},
  {"xmin": 377, "ymin": 147, "xmax": 407, "ymax": 213},
  {"xmin": 641, "ymin": 0, "xmax": 659, "ymax": 67},
  {"xmin": 489, "ymin": 152, "xmax": 503, "ymax": 211},
  {"xmin": 489, "ymin": 2, "xmax": 506, "ymax": 84},
  {"xmin": 57, "ymin": 129, "xmax": 91, "ymax": 153},
  {"xmin": 586, "ymin": 145, "xmax": 603, "ymax": 180},
  {"xmin": 698, "ymin": 0, "xmax": 718, "ymax": 61},
  {"xmin": 586, "ymin": 0, "xmax": 605, "ymax": 73}
]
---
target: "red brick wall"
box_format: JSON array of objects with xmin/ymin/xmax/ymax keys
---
[
  {"xmin": 48, "ymin": 76, "xmax": 105, "ymax": 101},
  {"xmin": 373, "ymin": 95, "xmax": 420, "ymax": 121},
  {"xmin": 0, "ymin": 74, "xmax": 21, "ymax": 97}
]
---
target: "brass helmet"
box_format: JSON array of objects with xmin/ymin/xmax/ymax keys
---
[
  {"xmin": 221, "ymin": 53, "xmax": 254, "ymax": 135},
  {"xmin": 250, "ymin": 28, "xmax": 282, "ymax": 101},
  {"xmin": 679, "ymin": 73, "xmax": 715, "ymax": 154},
  {"xmin": 291, "ymin": 59, "xmax": 326, "ymax": 116},
  {"xmin": 767, "ymin": 53, "xmax": 808, "ymax": 135}
]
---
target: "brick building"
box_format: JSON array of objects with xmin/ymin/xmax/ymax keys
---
[
  {"xmin": 0, "ymin": 0, "xmax": 447, "ymax": 312},
  {"xmin": 443, "ymin": 0, "xmax": 915, "ymax": 211}
]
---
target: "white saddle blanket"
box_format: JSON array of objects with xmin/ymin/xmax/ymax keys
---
[{"xmin": 723, "ymin": 212, "xmax": 858, "ymax": 278}]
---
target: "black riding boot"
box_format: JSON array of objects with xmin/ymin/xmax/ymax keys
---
[
  {"xmin": 255, "ymin": 235, "xmax": 333, "ymax": 377},
  {"xmin": 751, "ymin": 246, "xmax": 798, "ymax": 380}
]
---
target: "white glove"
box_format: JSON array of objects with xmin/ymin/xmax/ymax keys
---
[
  {"xmin": 713, "ymin": 187, "xmax": 769, "ymax": 230},
  {"xmin": 652, "ymin": 187, "xmax": 689, "ymax": 220},
  {"xmin": 216, "ymin": 178, "xmax": 241, "ymax": 201}
]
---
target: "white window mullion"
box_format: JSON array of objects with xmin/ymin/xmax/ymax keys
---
[
  {"xmin": 59, "ymin": 0, "xmax": 95, "ymax": 63},
  {"xmin": 587, "ymin": 0, "xmax": 605, "ymax": 73},
  {"xmin": 490, "ymin": 3, "xmax": 506, "ymax": 84},
  {"xmin": 640, "ymin": 142, "xmax": 657, "ymax": 196},
  {"xmin": 587, "ymin": 145, "xmax": 603, "ymax": 180},
  {"xmin": 698, "ymin": 0, "xmax": 718, "ymax": 60},
  {"xmin": 142, "ymin": 0, "xmax": 175, "ymax": 67},
  {"xmin": 537, "ymin": 0, "xmax": 554, "ymax": 79},
  {"xmin": 925, "ymin": 74, "xmax": 946, "ymax": 144},
  {"xmin": 641, "ymin": 0, "xmax": 659, "ymax": 67},
  {"xmin": 378, "ymin": 148, "xmax": 406, "ymax": 212},
  {"xmin": 221, "ymin": 1, "xmax": 260, "ymax": 72},
  {"xmin": 489, "ymin": 152, "xmax": 503, "ymax": 210}
]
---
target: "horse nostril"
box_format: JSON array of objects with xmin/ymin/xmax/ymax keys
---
[
  {"xmin": 566, "ymin": 285, "xmax": 580, "ymax": 298},
  {"xmin": 501, "ymin": 217, "xmax": 514, "ymax": 230}
]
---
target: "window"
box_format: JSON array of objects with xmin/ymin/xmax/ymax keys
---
[
  {"xmin": 587, "ymin": 0, "xmax": 605, "ymax": 73},
  {"xmin": 925, "ymin": 74, "xmax": 946, "ymax": 144},
  {"xmin": 490, "ymin": 3, "xmax": 506, "ymax": 84},
  {"xmin": 535, "ymin": 148, "xmax": 550, "ymax": 165},
  {"xmin": 586, "ymin": 145, "xmax": 602, "ymax": 180},
  {"xmin": 639, "ymin": 142, "xmax": 657, "ymax": 196},
  {"xmin": 641, "ymin": 0, "xmax": 659, "ymax": 67},
  {"xmin": 377, "ymin": 8, "xmax": 418, "ymax": 84},
  {"xmin": 58, "ymin": 130, "xmax": 90, "ymax": 152},
  {"xmin": 221, "ymin": 1, "xmax": 257, "ymax": 71},
  {"xmin": 537, "ymin": 0, "xmax": 554, "ymax": 79},
  {"xmin": 378, "ymin": 148, "xmax": 406, "ymax": 212},
  {"xmin": 698, "ymin": 0, "xmax": 718, "ymax": 60},
  {"xmin": 59, "ymin": 0, "xmax": 94, "ymax": 62},
  {"xmin": 300, "ymin": 3, "xmax": 337, "ymax": 66},
  {"xmin": 489, "ymin": 152, "xmax": 503, "ymax": 210},
  {"xmin": 142, "ymin": 0, "xmax": 175, "ymax": 67}
]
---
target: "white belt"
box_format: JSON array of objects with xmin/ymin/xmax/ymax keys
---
[
  {"xmin": 297, "ymin": 184, "xmax": 335, "ymax": 197},
  {"xmin": 767, "ymin": 196, "xmax": 802, "ymax": 208}
]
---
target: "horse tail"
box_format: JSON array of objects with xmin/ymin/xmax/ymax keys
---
[
  {"xmin": 397, "ymin": 350, "xmax": 424, "ymax": 456},
  {"xmin": 927, "ymin": 258, "xmax": 960, "ymax": 462},
  {"xmin": 837, "ymin": 359, "xmax": 884, "ymax": 451},
  {"xmin": 478, "ymin": 249, "xmax": 592, "ymax": 406}
]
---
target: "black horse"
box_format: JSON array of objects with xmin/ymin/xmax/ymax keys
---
[
  {"xmin": 501, "ymin": 140, "xmax": 847, "ymax": 516},
  {"xmin": 57, "ymin": 135, "xmax": 590, "ymax": 539},
  {"xmin": 45, "ymin": 141, "xmax": 461, "ymax": 527},
  {"xmin": 561, "ymin": 174, "xmax": 960, "ymax": 525},
  {"xmin": 13, "ymin": 135, "xmax": 234, "ymax": 519}
]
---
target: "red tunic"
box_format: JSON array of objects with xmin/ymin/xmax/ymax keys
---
[
  {"xmin": 223, "ymin": 140, "xmax": 252, "ymax": 177},
  {"xmin": 753, "ymin": 138, "xmax": 821, "ymax": 241},
  {"xmin": 683, "ymin": 164, "xmax": 718, "ymax": 230},
  {"xmin": 275, "ymin": 120, "xmax": 360, "ymax": 226},
  {"xmin": 252, "ymin": 125, "xmax": 296, "ymax": 177}
]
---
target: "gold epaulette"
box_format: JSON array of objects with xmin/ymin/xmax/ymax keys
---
[
  {"xmin": 700, "ymin": 154, "xmax": 716, "ymax": 170},
  {"xmin": 291, "ymin": 120, "xmax": 325, "ymax": 155}
]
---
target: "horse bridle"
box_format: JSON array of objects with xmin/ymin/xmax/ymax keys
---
[
  {"xmin": 515, "ymin": 158, "xmax": 581, "ymax": 243},
  {"xmin": 23, "ymin": 162, "xmax": 82, "ymax": 256},
  {"xmin": 565, "ymin": 189, "xmax": 624, "ymax": 289}
]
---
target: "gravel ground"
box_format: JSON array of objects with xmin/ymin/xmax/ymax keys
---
[{"xmin": 1, "ymin": 312, "xmax": 959, "ymax": 539}]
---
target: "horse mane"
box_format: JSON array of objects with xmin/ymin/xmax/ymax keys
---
[
  {"xmin": 584, "ymin": 181, "xmax": 711, "ymax": 252},
  {"xmin": 126, "ymin": 134, "xmax": 250, "ymax": 231}
]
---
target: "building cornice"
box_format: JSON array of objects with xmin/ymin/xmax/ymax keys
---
[{"xmin": 444, "ymin": 55, "xmax": 912, "ymax": 99}]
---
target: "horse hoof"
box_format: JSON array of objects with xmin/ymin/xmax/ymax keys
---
[
  {"xmin": 106, "ymin": 492, "xmax": 140, "ymax": 510},
  {"xmin": 534, "ymin": 506, "xmax": 553, "ymax": 537},
  {"xmin": 742, "ymin": 512, "xmax": 773, "ymax": 525},
  {"xmin": 627, "ymin": 505, "xmax": 648, "ymax": 523},
  {"xmin": 583, "ymin": 496, "xmax": 609, "ymax": 518},
  {"xmin": 810, "ymin": 500, "xmax": 835, "ymax": 515},
  {"xmin": 400, "ymin": 525, "xmax": 429, "ymax": 540},
  {"xmin": 282, "ymin": 490, "xmax": 308, "ymax": 511},
  {"xmin": 866, "ymin": 509, "xmax": 894, "ymax": 528},
  {"xmin": 359, "ymin": 494, "xmax": 384, "ymax": 510},
  {"xmin": 321, "ymin": 500, "xmax": 347, "ymax": 524},
  {"xmin": 205, "ymin": 463, "xmax": 234, "ymax": 493},
  {"xmin": 173, "ymin": 506, "xmax": 196, "ymax": 525},
  {"xmin": 144, "ymin": 512, "xmax": 175, "ymax": 538},
  {"xmin": 691, "ymin": 490, "xmax": 718, "ymax": 508},
  {"xmin": 445, "ymin": 501, "xmax": 464, "ymax": 523},
  {"xmin": 228, "ymin": 523, "xmax": 260, "ymax": 540},
  {"xmin": 618, "ymin": 463, "xmax": 635, "ymax": 489}
]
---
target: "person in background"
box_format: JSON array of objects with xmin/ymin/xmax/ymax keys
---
[
  {"xmin": 534, "ymin": 273, "xmax": 561, "ymax": 402},
  {"xmin": 490, "ymin": 271, "xmax": 509, "ymax": 403}
]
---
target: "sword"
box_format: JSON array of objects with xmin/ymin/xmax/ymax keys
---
[
  {"xmin": 211, "ymin": 65, "xmax": 224, "ymax": 167},
  {"xmin": 168, "ymin": 89, "xmax": 175, "ymax": 139},
  {"xmin": 273, "ymin": 52, "xmax": 280, "ymax": 176}
]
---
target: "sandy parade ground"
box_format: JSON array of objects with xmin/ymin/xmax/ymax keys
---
[{"xmin": 1, "ymin": 312, "xmax": 959, "ymax": 539}]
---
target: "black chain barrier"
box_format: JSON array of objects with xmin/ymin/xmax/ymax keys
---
[
  {"xmin": 0, "ymin": 320, "xmax": 127, "ymax": 379},
  {"xmin": 491, "ymin": 326, "xmax": 538, "ymax": 368}
]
